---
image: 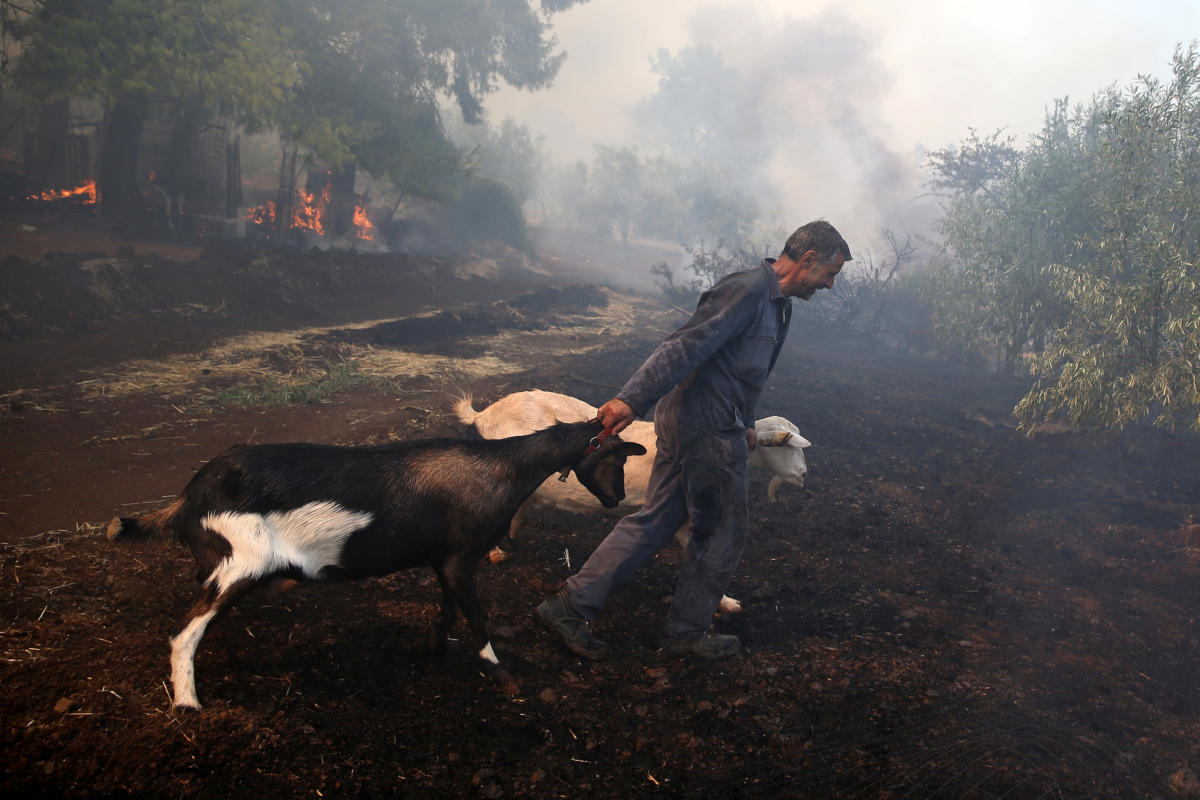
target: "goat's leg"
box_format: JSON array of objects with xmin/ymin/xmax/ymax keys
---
[
  {"xmin": 488, "ymin": 498, "xmax": 532, "ymax": 564},
  {"xmin": 169, "ymin": 578, "xmax": 254, "ymax": 710},
  {"xmin": 426, "ymin": 567, "xmax": 459, "ymax": 657},
  {"xmin": 442, "ymin": 562, "xmax": 518, "ymax": 695}
]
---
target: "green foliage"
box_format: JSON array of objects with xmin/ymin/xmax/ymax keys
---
[
  {"xmin": 927, "ymin": 126, "xmax": 1061, "ymax": 374},
  {"xmin": 449, "ymin": 116, "xmax": 547, "ymax": 208},
  {"xmin": 929, "ymin": 43, "xmax": 1200, "ymax": 436},
  {"xmin": 1014, "ymin": 45, "xmax": 1200, "ymax": 436},
  {"xmin": 443, "ymin": 179, "xmax": 530, "ymax": 252},
  {"xmin": 10, "ymin": 0, "xmax": 300, "ymax": 126}
]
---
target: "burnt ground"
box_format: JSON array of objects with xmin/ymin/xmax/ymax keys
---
[{"xmin": 1, "ymin": 223, "xmax": 1199, "ymax": 798}]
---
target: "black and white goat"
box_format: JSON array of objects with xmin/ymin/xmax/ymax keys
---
[{"xmin": 107, "ymin": 422, "xmax": 646, "ymax": 709}]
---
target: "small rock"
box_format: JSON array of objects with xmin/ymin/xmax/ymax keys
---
[
  {"xmin": 54, "ymin": 697, "xmax": 79, "ymax": 714},
  {"xmin": 538, "ymin": 688, "xmax": 557, "ymax": 703},
  {"xmin": 1168, "ymin": 767, "xmax": 1200, "ymax": 795}
]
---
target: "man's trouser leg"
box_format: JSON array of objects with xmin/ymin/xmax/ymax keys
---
[
  {"xmin": 664, "ymin": 431, "xmax": 749, "ymax": 639},
  {"xmin": 566, "ymin": 442, "xmax": 689, "ymax": 620}
]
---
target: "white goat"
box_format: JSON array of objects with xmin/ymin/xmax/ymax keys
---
[{"xmin": 454, "ymin": 390, "xmax": 812, "ymax": 613}]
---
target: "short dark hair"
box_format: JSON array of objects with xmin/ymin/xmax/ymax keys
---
[{"xmin": 781, "ymin": 220, "xmax": 852, "ymax": 264}]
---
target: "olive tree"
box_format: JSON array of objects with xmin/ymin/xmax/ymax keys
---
[
  {"xmin": 928, "ymin": 43, "xmax": 1200, "ymax": 436},
  {"xmin": 1015, "ymin": 44, "xmax": 1200, "ymax": 435}
]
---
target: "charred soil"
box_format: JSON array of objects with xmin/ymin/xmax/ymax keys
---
[{"xmin": 1, "ymin": 230, "xmax": 1198, "ymax": 798}]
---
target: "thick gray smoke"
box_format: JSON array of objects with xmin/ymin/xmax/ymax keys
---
[
  {"xmin": 669, "ymin": 5, "xmax": 938, "ymax": 251},
  {"xmin": 485, "ymin": 5, "xmax": 939, "ymax": 264}
]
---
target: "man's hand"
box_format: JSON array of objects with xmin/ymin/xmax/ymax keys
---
[
  {"xmin": 594, "ymin": 398, "xmax": 635, "ymax": 434},
  {"xmin": 746, "ymin": 427, "xmax": 757, "ymax": 450}
]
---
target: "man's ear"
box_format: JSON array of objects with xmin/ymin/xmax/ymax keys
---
[{"xmin": 798, "ymin": 249, "xmax": 822, "ymax": 269}]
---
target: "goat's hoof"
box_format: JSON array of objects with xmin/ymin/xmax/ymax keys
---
[{"xmin": 488, "ymin": 547, "xmax": 510, "ymax": 564}]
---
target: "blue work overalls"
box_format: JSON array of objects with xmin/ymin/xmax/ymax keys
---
[{"xmin": 566, "ymin": 259, "xmax": 792, "ymax": 638}]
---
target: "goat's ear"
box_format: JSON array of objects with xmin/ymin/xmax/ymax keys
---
[
  {"xmin": 793, "ymin": 435, "xmax": 812, "ymax": 448},
  {"xmin": 757, "ymin": 430, "xmax": 793, "ymax": 447},
  {"xmin": 616, "ymin": 442, "xmax": 647, "ymax": 457}
]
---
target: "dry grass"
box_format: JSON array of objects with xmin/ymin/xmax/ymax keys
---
[{"xmin": 75, "ymin": 289, "xmax": 669, "ymax": 406}]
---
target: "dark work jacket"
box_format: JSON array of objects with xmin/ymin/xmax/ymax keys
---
[{"xmin": 616, "ymin": 259, "xmax": 791, "ymax": 438}]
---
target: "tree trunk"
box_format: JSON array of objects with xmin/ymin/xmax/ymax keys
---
[
  {"xmin": 99, "ymin": 96, "xmax": 146, "ymax": 224},
  {"xmin": 328, "ymin": 164, "xmax": 357, "ymax": 238},
  {"xmin": 274, "ymin": 145, "xmax": 298, "ymax": 236},
  {"xmin": 27, "ymin": 100, "xmax": 70, "ymax": 189}
]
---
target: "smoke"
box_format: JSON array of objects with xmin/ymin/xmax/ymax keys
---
[
  {"xmin": 673, "ymin": 5, "xmax": 938, "ymax": 252},
  {"xmin": 488, "ymin": 4, "xmax": 939, "ymax": 266}
]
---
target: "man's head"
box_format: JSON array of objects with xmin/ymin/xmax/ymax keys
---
[{"xmin": 775, "ymin": 220, "xmax": 852, "ymax": 300}]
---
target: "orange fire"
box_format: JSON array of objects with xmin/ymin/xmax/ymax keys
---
[
  {"xmin": 29, "ymin": 179, "xmax": 98, "ymax": 204},
  {"xmin": 247, "ymin": 200, "xmax": 276, "ymax": 226},
  {"xmin": 353, "ymin": 195, "xmax": 374, "ymax": 240},
  {"xmin": 290, "ymin": 181, "xmax": 331, "ymax": 235},
  {"xmin": 244, "ymin": 180, "xmax": 375, "ymax": 241}
]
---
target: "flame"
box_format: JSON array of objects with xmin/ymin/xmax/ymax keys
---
[
  {"xmin": 247, "ymin": 200, "xmax": 276, "ymax": 226},
  {"xmin": 353, "ymin": 195, "xmax": 375, "ymax": 240},
  {"xmin": 244, "ymin": 179, "xmax": 375, "ymax": 241},
  {"xmin": 30, "ymin": 179, "xmax": 98, "ymax": 204},
  {"xmin": 291, "ymin": 181, "xmax": 330, "ymax": 235}
]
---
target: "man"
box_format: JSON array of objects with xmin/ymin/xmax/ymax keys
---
[{"xmin": 536, "ymin": 220, "xmax": 851, "ymax": 660}]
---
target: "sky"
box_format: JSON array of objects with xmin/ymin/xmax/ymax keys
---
[{"xmin": 487, "ymin": 0, "xmax": 1200, "ymax": 258}]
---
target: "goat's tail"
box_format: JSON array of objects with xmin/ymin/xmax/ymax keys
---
[
  {"xmin": 107, "ymin": 497, "xmax": 184, "ymax": 542},
  {"xmin": 452, "ymin": 393, "xmax": 479, "ymax": 427}
]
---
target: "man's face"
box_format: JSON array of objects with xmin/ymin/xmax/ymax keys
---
[{"xmin": 794, "ymin": 253, "xmax": 845, "ymax": 300}]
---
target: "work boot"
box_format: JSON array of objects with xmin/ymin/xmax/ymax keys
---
[
  {"xmin": 535, "ymin": 592, "xmax": 607, "ymax": 660},
  {"xmin": 658, "ymin": 630, "xmax": 741, "ymax": 660}
]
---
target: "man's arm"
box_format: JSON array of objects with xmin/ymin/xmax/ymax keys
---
[{"xmin": 615, "ymin": 278, "xmax": 758, "ymax": 417}]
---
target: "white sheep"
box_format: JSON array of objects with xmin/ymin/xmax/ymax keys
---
[{"xmin": 454, "ymin": 390, "xmax": 813, "ymax": 613}]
